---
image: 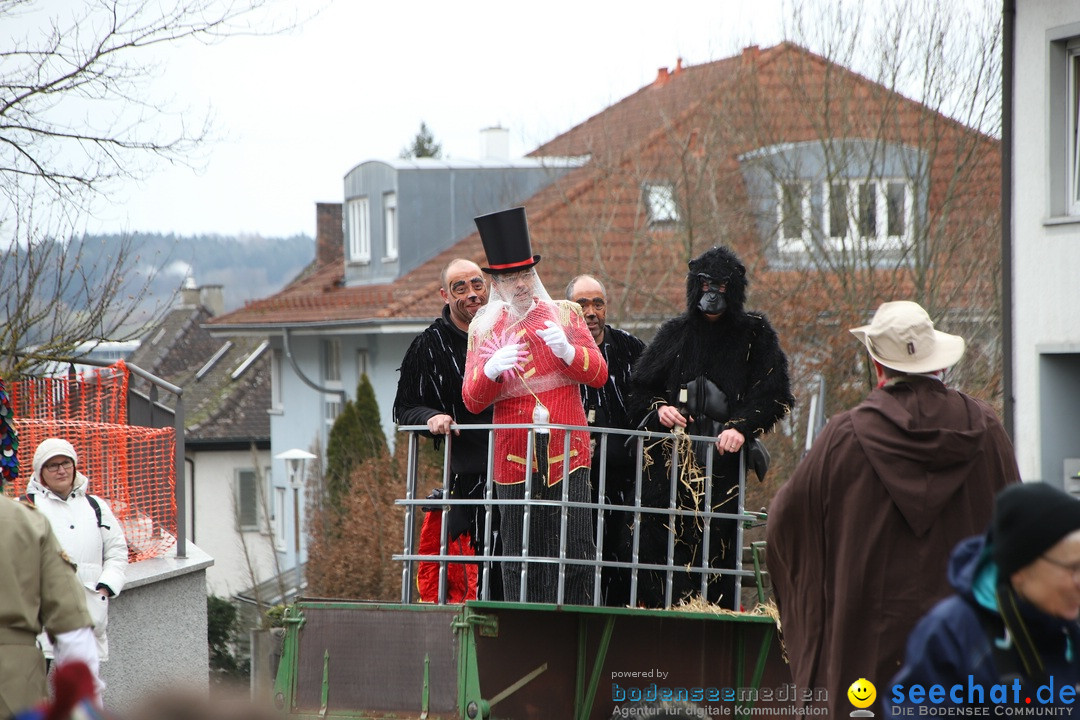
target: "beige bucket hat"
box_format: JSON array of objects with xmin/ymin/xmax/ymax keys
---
[{"xmin": 849, "ymin": 301, "xmax": 965, "ymax": 373}]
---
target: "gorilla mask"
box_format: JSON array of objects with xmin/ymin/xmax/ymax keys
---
[
  {"xmin": 686, "ymin": 246, "xmax": 747, "ymax": 317},
  {"xmin": 696, "ymin": 274, "xmax": 727, "ymax": 315}
]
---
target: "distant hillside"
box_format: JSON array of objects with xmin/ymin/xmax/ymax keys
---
[{"xmin": 81, "ymin": 232, "xmax": 315, "ymax": 313}]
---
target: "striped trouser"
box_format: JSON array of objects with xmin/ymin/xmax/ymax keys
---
[{"xmin": 496, "ymin": 466, "xmax": 595, "ymax": 605}]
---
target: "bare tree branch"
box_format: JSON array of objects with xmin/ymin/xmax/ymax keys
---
[{"xmin": 0, "ymin": 0, "xmax": 311, "ymax": 375}]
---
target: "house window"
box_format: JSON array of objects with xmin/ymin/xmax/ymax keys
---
[
  {"xmin": 1069, "ymin": 46, "xmax": 1080, "ymax": 216},
  {"xmin": 858, "ymin": 182, "xmax": 877, "ymax": 237},
  {"xmin": 777, "ymin": 181, "xmax": 811, "ymax": 252},
  {"xmin": 357, "ymin": 350, "xmax": 369, "ymax": 387},
  {"xmin": 347, "ymin": 197, "xmax": 371, "ymax": 262},
  {"xmin": 270, "ymin": 348, "xmax": 283, "ymax": 411},
  {"xmin": 324, "ymin": 394, "xmax": 342, "ymax": 430},
  {"xmin": 323, "ymin": 338, "xmax": 341, "ymax": 383},
  {"xmin": 643, "ymin": 183, "xmax": 679, "ymax": 225},
  {"xmin": 273, "ymin": 486, "xmax": 287, "ymax": 551},
  {"xmin": 1050, "ymin": 32, "xmax": 1080, "ymax": 217},
  {"xmin": 828, "ymin": 182, "xmax": 849, "ymax": 240},
  {"xmin": 383, "ymin": 192, "xmax": 398, "ymax": 260},
  {"xmin": 236, "ymin": 468, "xmax": 260, "ymax": 530},
  {"xmin": 885, "ymin": 181, "xmax": 908, "ymax": 237},
  {"xmin": 820, "ymin": 179, "xmax": 912, "ymax": 251}
]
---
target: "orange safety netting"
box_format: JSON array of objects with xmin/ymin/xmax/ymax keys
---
[{"xmin": 4, "ymin": 362, "xmax": 177, "ymax": 562}]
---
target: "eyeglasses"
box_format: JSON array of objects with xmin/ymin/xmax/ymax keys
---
[
  {"xmin": 1039, "ymin": 554, "xmax": 1080, "ymax": 581},
  {"xmin": 43, "ymin": 459, "xmax": 74, "ymax": 473},
  {"xmin": 448, "ymin": 277, "xmax": 485, "ymax": 297}
]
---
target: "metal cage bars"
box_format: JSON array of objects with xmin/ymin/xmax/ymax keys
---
[{"xmin": 396, "ymin": 422, "xmax": 752, "ymax": 611}]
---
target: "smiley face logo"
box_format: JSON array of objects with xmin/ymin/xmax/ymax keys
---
[{"xmin": 847, "ymin": 678, "xmax": 876, "ymax": 709}]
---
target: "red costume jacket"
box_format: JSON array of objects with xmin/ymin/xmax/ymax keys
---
[{"xmin": 463, "ymin": 301, "xmax": 607, "ymax": 485}]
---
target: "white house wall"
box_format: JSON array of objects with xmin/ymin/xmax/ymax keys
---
[
  {"xmin": 1012, "ymin": 2, "xmax": 1080, "ymax": 484},
  {"xmin": 189, "ymin": 448, "xmax": 277, "ymax": 597}
]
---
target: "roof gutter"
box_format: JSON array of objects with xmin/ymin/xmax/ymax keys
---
[
  {"xmin": 1001, "ymin": 0, "xmax": 1015, "ymax": 440},
  {"xmin": 203, "ymin": 317, "xmax": 434, "ymax": 337},
  {"xmin": 282, "ymin": 327, "xmax": 347, "ymax": 405}
]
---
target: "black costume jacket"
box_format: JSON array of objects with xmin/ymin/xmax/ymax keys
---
[
  {"xmin": 393, "ymin": 305, "xmax": 493, "ymax": 475},
  {"xmin": 629, "ymin": 310, "xmax": 792, "ymax": 442},
  {"xmin": 580, "ymin": 325, "xmax": 646, "ymax": 475}
]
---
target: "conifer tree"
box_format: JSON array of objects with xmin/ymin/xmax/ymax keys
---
[{"xmin": 324, "ymin": 375, "xmax": 386, "ymax": 510}]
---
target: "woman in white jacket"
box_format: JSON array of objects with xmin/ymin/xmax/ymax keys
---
[{"xmin": 26, "ymin": 438, "xmax": 128, "ymax": 662}]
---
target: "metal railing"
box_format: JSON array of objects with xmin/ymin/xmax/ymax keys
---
[{"xmin": 395, "ymin": 422, "xmax": 756, "ymax": 611}]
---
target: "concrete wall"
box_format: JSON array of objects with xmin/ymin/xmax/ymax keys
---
[
  {"xmin": 1012, "ymin": 3, "xmax": 1080, "ymax": 483},
  {"xmin": 100, "ymin": 545, "xmax": 213, "ymax": 714}
]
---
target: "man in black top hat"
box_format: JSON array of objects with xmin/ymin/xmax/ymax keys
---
[{"xmin": 462, "ymin": 207, "xmax": 607, "ymax": 605}]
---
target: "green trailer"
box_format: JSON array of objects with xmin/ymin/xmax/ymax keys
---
[
  {"xmin": 271, "ymin": 598, "xmax": 787, "ymax": 720},
  {"xmin": 270, "ymin": 424, "xmax": 792, "ymax": 719}
]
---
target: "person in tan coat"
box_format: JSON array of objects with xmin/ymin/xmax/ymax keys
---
[{"xmin": 0, "ymin": 493, "xmax": 101, "ymax": 716}]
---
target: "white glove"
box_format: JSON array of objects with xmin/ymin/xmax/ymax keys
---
[
  {"xmin": 53, "ymin": 626, "xmax": 105, "ymax": 703},
  {"xmin": 483, "ymin": 343, "xmax": 527, "ymax": 381},
  {"xmin": 537, "ymin": 321, "xmax": 575, "ymax": 364}
]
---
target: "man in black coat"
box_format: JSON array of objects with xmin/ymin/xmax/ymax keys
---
[
  {"xmin": 629, "ymin": 246, "xmax": 792, "ymax": 608},
  {"xmin": 566, "ymin": 274, "xmax": 646, "ymax": 606},
  {"xmin": 393, "ymin": 257, "xmax": 500, "ymax": 599}
]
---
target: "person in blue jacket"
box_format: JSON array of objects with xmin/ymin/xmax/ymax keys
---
[{"xmin": 888, "ymin": 482, "xmax": 1080, "ymax": 711}]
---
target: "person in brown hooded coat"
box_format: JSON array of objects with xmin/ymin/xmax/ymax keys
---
[{"xmin": 767, "ymin": 301, "xmax": 1020, "ymax": 715}]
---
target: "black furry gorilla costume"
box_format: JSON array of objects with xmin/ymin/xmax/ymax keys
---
[{"xmin": 626, "ymin": 246, "xmax": 793, "ymax": 609}]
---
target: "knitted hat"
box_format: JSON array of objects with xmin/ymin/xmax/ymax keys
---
[
  {"xmin": 992, "ymin": 482, "xmax": 1080, "ymax": 577},
  {"xmin": 32, "ymin": 437, "xmax": 78, "ymax": 478}
]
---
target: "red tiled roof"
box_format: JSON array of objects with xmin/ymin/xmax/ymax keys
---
[{"xmin": 209, "ymin": 41, "xmax": 999, "ymax": 330}]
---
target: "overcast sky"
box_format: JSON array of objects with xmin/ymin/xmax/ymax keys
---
[{"xmin": 83, "ymin": 0, "xmax": 790, "ymax": 238}]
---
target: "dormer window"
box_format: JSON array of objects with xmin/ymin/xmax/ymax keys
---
[
  {"xmin": 383, "ymin": 192, "xmax": 398, "ymax": 261},
  {"xmin": 347, "ymin": 197, "xmax": 371, "ymax": 263},
  {"xmin": 774, "ymin": 178, "xmax": 913, "ymax": 258},
  {"xmin": 643, "ymin": 182, "xmax": 680, "ymax": 225}
]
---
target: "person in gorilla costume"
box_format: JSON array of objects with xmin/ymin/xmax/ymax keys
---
[{"xmin": 627, "ymin": 246, "xmax": 793, "ymax": 608}]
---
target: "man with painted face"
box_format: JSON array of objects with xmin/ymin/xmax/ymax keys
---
[
  {"xmin": 462, "ymin": 207, "xmax": 607, "ymax": 605},
  {"xmin": 629, "ymin": 245, "xmax": 793, "ymax": 608},
  {"xmin": 394, "ymin": 258, "xmax": 501, "ymax": 599},
  {"xmin": 566, "ymin": 274, "xmax": 646, "ymax": 606}
]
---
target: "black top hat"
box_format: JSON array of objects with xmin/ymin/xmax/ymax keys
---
[{"xmin": 474, "ymin": 207, "xmax": 541, "ymax": 274}]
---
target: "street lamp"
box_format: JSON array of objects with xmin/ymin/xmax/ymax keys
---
[{"xmin": 275, "ymin": 448, "xmax": 317, "ymax": 601}]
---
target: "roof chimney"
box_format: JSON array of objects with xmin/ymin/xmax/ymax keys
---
[
  {"xmin": 655, "ymin": 67, "xmax": 670, "ymax": 86},
  {"xmin": 199, "ymin": 285, "xmax": 224, "ymax": 316},
  {"xmin": 480, "ymin": 126, "xmax": 510, "ymax": 161},
  {"xmin": 316, "ymin": 202, "xmax": 344, "ymax": 267},
  {"xmin": 742, "ymin": 45, "xmax": 761, "ymax": 64},
  {"xmin": 180, "ymin": 280, "xmax": 224, "ymax": 316},
  {"xmin": 675, "ymin": 57, "xmax": 684, "ymax": 75},
  {"xmin": 181, "ymin": 275, "xmax": 199, "ymax": 307}
]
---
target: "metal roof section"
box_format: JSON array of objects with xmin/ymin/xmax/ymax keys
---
[
  {"xmin": 343, "ymin": 155, "xmax": 588, "ymax": 175},
  {"xmin": 230, "ymin": 339, "xmax": 268, "ymax": 379},
  {"xmin": 195, "ymin": 341, "xmax": 233, "ymax": 381}
]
